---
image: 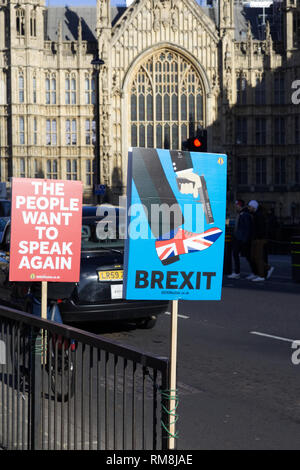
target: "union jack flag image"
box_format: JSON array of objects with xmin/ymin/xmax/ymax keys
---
[{"xmin": 155, "ymin": 227, "xmax": 223, "ymax": 265}]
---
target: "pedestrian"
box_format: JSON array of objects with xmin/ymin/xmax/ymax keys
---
[
  {"xmin": 227, "ymin": 199, "xmax": 254, "ymax": 279},
  {"xmin": 247, "ymin": 200, "xmax": 274, "ymax": 282}
]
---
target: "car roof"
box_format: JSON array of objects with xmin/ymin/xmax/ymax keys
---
[
  {"xmin": 82, "ymin": 215, "xmax": 124, "ymax": 227},
  {"xmin": 82, "ymin": 204, "xmax": 125, "ymax": 215}
]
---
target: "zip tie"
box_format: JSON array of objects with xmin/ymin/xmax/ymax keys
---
[
  {"xmin": 30, "ymin": 333, "xmax": 47, "ymax": 356},
  {"xmin": 160, "ymin": 389, "xmax": 179, "ymax": 439},
  {"xmin": 144, "ymin": 368, "xmax": 179, "ymax": 439}
]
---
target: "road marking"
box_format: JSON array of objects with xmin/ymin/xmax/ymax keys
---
[
  {"xmin": 165, "ymin": 311, "xmax": 189, "ymax": 319},
  {"xmin": 250, "ymin": 331, "xmax": 294, "ymax": 343}
]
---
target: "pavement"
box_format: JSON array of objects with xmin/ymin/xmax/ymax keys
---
[{"xmin": 224, "ymin": 253, "xmax": 298, "ymax": 294}]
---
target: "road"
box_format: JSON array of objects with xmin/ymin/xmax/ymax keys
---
[{"xmin": 82, "ymin": 255, "xmax": 300, "ymax": 449}]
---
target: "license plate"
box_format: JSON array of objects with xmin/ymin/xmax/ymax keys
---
[{"xmin": 98, "ymin": 270, "xmax": 123, "ymax": 282}]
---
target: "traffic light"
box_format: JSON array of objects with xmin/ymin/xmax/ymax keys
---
[{"xmin": 184, "ymin": 130, "xmax": 207, "ymax": 152}]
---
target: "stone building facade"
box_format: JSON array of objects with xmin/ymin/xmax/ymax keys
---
[{"xmin": 0, "ymin": 0, "xmax": 299, "ymax": 221}]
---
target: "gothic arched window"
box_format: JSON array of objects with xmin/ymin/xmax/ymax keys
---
[
  {"xmin": 30, "ymin": 10, "xmax": 37, "ymax": 37},
  {"xmin": 85, "ymin": 74, "xmax": 96, "ymax": 105},
  {"xmin": 33, "ymin": 76, "xmax": 37, "ymax": 103},
  {"xmin": 47, "ymin": 159, "xmax": 58, "ymax": 179},
  {"xmin": 16, "ymin": 8, "xmax": 25, "ymax": 36},
  {"xmin": 45, "ymin": 74, "xmax": 56, "ymax": 105},
  {"xmin": 129, "ymin": 49, "xmax": 205, "ymax": 150},
  {"xmin": 66, "ymin": 160, "xmax": 78, "ymax": 180},
  {"xmin": 236, "ymin": 74, "xmax": 247, "ymax": 105},
  {"xmin": 65, "ymin": 74, "xmax": 77, "ymax": 104},
  {"xmin": 19, "ymin": 74, "xmax": 24, "ymax": 103}
]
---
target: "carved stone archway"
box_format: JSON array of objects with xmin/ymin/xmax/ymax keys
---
[{"xmin": 128, "ymin": 47, "xmax": 206, "ymax": 150}]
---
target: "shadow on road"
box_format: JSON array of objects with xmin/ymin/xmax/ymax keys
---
[{"xmin": 222, "ymin": 275, "xmax": 300, "ymax": 295}]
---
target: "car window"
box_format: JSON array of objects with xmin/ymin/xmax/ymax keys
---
[
  {"xmin": 0, "ymin": 201, "xmax": 11, "ymax": 217},
  {"xmin": 2, "ymin": 201, "xmax": 11, "ymax": 217},
  {"xmin": 81, "ymin": 219, "xmax": 125, "ymax": 250},
  {"xmin": 0, "ymin": 217, "xmax": 10, "ymax": 248}
]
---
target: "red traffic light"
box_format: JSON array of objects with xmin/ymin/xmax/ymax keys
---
[
  {"xmin": 184, "ymin": 132, "xmax": 207, "ymax": 152},
  {"xmin": 193, "ymin": 138, "xmax": 202, "ymax": 148}
]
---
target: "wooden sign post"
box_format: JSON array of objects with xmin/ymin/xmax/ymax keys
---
[
  {"xmin": 169, "ymin": 299, "xmax": 178, "ymax": 450},
  {"xmin": 41, "ymin": 281, "xmax": 48, "ymax": 365},
  {"xmin": 41, "ymin": 281, "xmax": 48, "ymax": 320}
]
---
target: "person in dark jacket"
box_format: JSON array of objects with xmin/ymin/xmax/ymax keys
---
[
  {"xmin": 248, "ymin": 200, "xmax": 274, "ymax": 282},
  {"xmin": 227, "ymin": 199, "xmax": 254, "ymax": 279}
]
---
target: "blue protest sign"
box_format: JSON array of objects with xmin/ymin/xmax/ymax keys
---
[{"xmin": 124, "ymin": 148, "xmax": 227, "ymax": 301}]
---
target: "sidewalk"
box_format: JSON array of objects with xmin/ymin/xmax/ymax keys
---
[
  {"xmin": 241, "ymin": 254, "xmax": 291, "ymax": 279},
  {"xmin": 224, "ymin": 254, "xmax": 299, "ymax": 294}
]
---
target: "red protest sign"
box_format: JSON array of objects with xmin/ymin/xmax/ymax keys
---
[{"xmin": 9, "ymin": 178, "xmax": 83, "ymax": 283}]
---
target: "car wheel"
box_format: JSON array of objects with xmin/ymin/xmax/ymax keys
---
[{"xmin": 136, "ymin": 315, "xmax": 157, "ymax": 329}]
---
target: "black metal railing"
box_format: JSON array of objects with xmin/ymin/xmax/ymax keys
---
[{"xmin": 0, "ymin": 305, "xmax": 169, "ymax": 450}]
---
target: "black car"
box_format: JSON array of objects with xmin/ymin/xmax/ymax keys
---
[{"xmin": 0, "ymin": 215, "xmax": 168, "ymax": 329}]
